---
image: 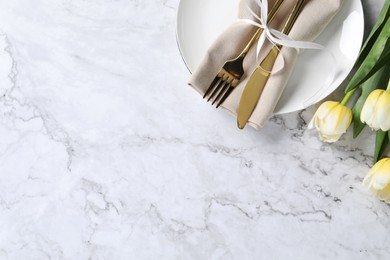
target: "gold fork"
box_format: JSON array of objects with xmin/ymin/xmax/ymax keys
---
[{"xmin": 203, "ymin": 0, "xmax": 286, "ymax": 108}]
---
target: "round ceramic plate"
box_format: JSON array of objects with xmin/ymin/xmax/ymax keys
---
[{"xmin": 176, "ymin": 0, "xmax": 364, "ymax": 114}]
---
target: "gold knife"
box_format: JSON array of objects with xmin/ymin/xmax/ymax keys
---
[{"xmin": 237, "ymin": 0, "xmax": 306, "ymax": 129}]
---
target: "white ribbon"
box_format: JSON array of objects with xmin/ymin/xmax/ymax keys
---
[{"xmin": 239, "ymin": 0, "xmax": 337, "ymax": 106}]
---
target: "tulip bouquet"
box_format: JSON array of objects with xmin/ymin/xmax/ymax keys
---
[{"xmin": 309, "ymin": 0, "xmax": 390, "ymax": 203}]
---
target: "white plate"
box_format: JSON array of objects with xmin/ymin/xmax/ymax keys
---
[{"xmin": 177, "ymin": 0, "xmax": 364, "ymax": 114}]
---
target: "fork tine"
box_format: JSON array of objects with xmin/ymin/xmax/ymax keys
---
[
  {"xmin": 216, "ymin": 86, "xmax": 234, "ymax": 108},
  {"xmin": 212, "ymin": 82, "xmax": 231, "ymax": 106},
  {"xmin": 203, "ymin": 76, "xmax": 221, "ymax": 99},
  {"xmin": 207, "ymin": 79, "xmax": 225, "ymax": 102}
]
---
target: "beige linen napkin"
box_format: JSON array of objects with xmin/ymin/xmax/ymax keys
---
[{"xmin": 189, "ymin": 0, "xmax": 343, "ymax": 129}]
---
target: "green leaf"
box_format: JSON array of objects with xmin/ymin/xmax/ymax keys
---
[
  {"xmin": 356, "ymin": 0, "xmax": 390, "ymax": 66},
  {"xmin": 345, "ymin": 17, "xmax": 390, "ymax": 93},
  {"xmin": 374, "ymin": 130, "xmax": 389, "ymax": 163},
  {"xmin": 351, "ymin": 64, "xmax": 390, "ymax": 138},
  {"xmin": 349, "ymin": 48, "xmax": 390, "ymax": 91}
]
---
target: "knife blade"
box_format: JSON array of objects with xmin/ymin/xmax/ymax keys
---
[{"xmin": 237, "ymin": 46, "xmax": 279, "ymax": 129}]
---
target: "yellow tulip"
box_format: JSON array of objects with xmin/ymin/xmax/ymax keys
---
[
  {"xmin": 363, "ymin": 158, "xmax": 390, "ymax": 203},
  {"xmin": 308, "ymin": 101, "xmax": 352, "ymax": 143},
  {"xmin": 360, "ymin": 89, "xmax": 390, "ymax": 131}
]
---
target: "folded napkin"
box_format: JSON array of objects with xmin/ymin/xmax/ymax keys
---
[{"xmin": 189, "ymin": 0, "xmax": 343, "ymax": 129}]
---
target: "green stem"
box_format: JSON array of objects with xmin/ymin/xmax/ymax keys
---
[
  {"xmin": 387, "ymin": 78, "xmax": 390, "ymax": 91},
  {"xmin": 341, "ymin": 89, "xmax": 356, "ymax": 106}
]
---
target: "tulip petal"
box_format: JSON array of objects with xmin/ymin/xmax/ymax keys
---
[
  {"xmin": 309, "ymin": 101, "xmax": 352, "ymax": 142},
  {"xmin": 361, "ymin": 90, "xmax": 388, "ymax": 131},
  {"xmin": 364, "ymin": 158, "xmax": 390, "ymax": 203},
  {"xmin": 308, "ymin": 118, "xmax": 315, "ymax": 129},
  {"xmin": 376, "ymin": 187, "xmax": 390, "ymax": 203},
  {"xmin": 376, "ymin": 91, "xmax": 390, "ymax": 131}
]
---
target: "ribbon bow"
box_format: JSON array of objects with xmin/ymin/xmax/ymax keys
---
[
  {"xmin": 239, "ymin": 0, "xmax": 337, "ymax": 106},
  {"xmin": 240, "ymin": 0, "xmax": 329, "ymax": 60}
]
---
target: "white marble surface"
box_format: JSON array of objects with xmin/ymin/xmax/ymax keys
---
[{"xmin": 0, "ymin": 0, "xmax": 389, "ymax": 259}]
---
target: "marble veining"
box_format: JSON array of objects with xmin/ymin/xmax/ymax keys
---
[{"xmin": 0, "ymin": 0, "xmax": 389, "ymax": 259}]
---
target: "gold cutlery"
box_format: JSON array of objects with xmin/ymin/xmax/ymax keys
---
[
  {"xmin": 203, "ymin": 0, "xmax": 286, "ymax": 108},
  {"xmin": 237, "ymin": 0, "xmax": 306, "ymax": 129}
]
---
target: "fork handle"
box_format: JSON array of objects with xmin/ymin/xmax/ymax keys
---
[
  {"xmin": 280, "ymin": 0, "xmax": 305, "ymax": 36},
  {"xmin": 239, "ymin": 0, "xmax": 286, "ymax": 57}
]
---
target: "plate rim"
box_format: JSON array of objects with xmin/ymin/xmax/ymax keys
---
[{"xmin": 176, "ymin": 0, "xmax": 192, "ymax": 74}]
